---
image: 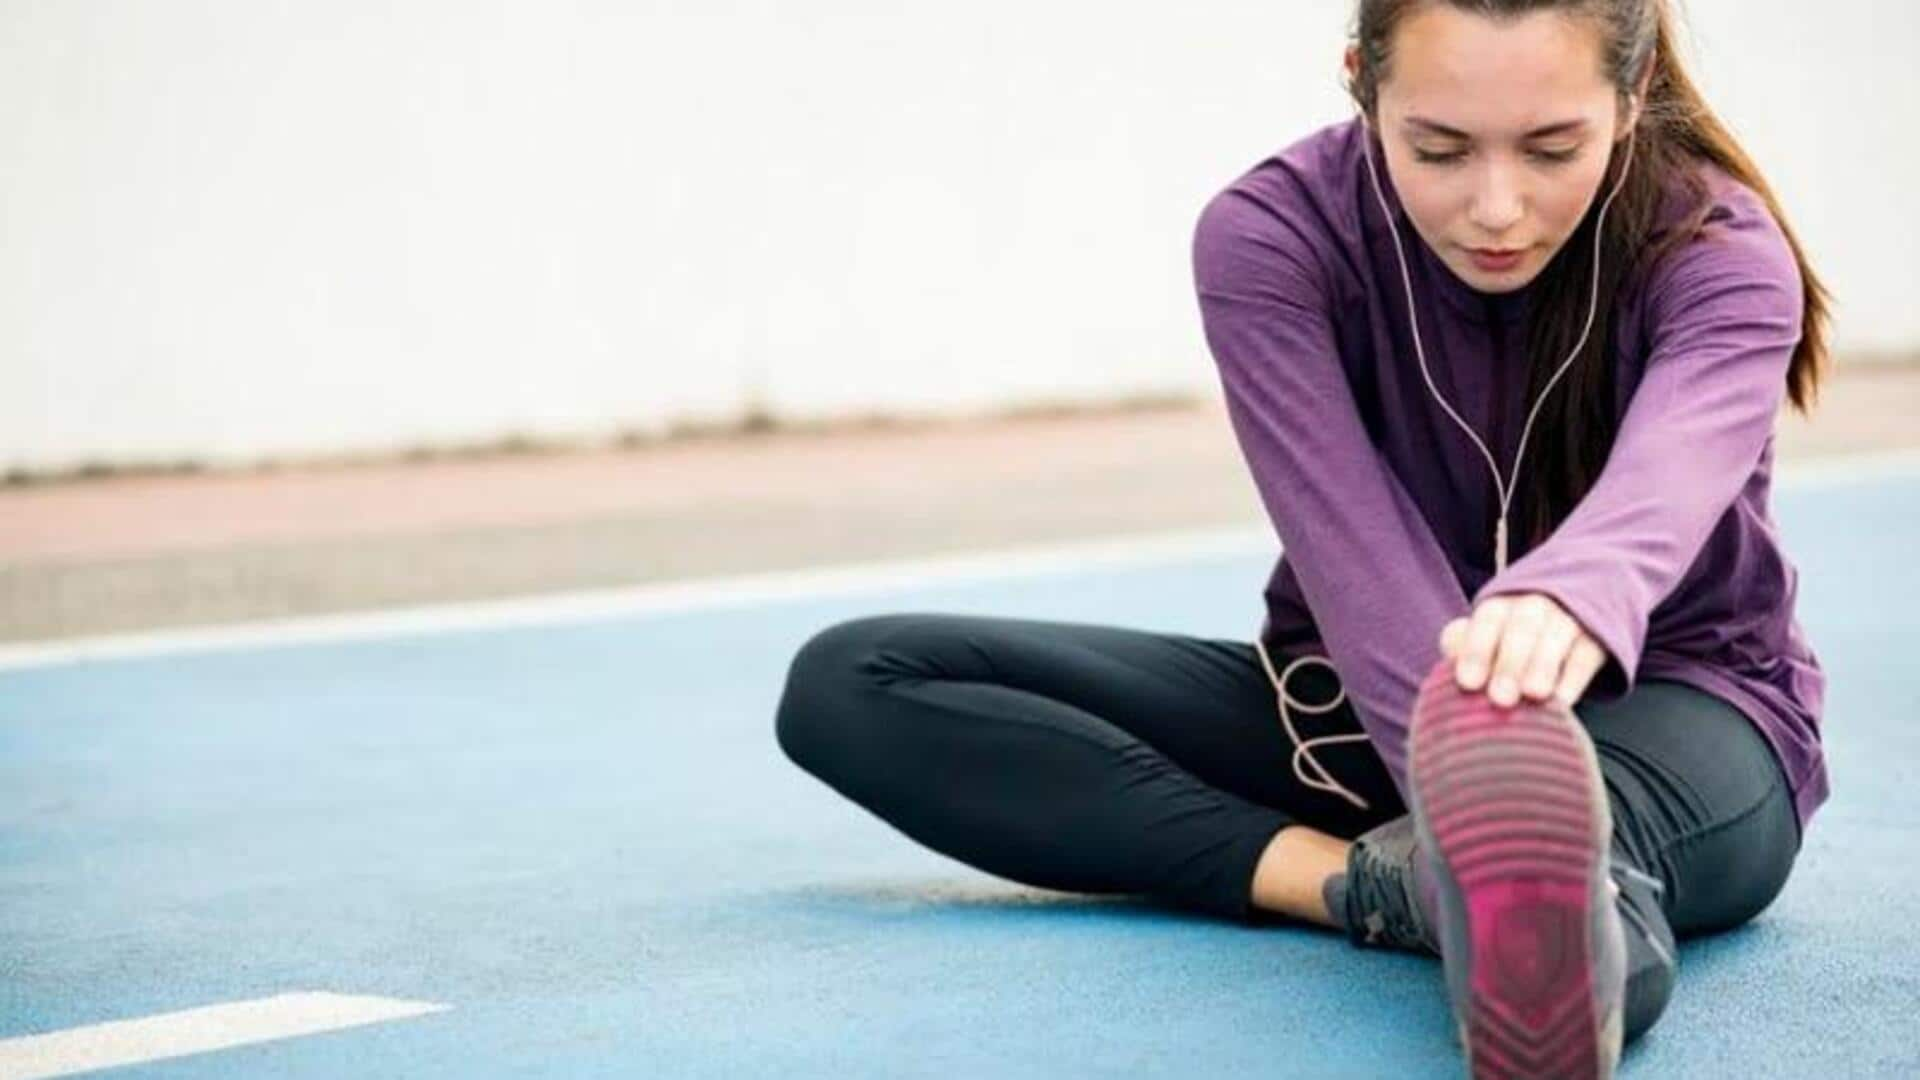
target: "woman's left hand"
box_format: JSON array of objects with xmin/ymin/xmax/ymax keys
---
[{"xmin": 1438, "ymin": 593, "xmax": 1607, "ymax": 708}]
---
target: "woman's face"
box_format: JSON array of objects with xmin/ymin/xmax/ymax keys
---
[{"xmin": 1349, "ymin": 7, "xmax": 1635, "ymax": 294}]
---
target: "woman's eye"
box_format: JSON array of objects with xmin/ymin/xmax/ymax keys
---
[{"xmin": 1412, "ymin": 147, "xmax": 1582, "ymax": 166}]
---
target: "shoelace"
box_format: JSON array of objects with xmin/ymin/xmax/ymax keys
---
[
  {"xmin": 1254, "ymin": 635, "xmax": 1374, "ymax": 812},
  {"xmin": 1348, "ymin": 827, "xmax": 1433, "ymax": 951}
]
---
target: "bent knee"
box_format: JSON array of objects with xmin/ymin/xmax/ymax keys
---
[
  {"xmin": 773, "ymin": 614, "xmax": 914, "ymax": 777},
  {"xmin": 1675, "ymin": 783, "xmax": 1801, "ymax": 935}
]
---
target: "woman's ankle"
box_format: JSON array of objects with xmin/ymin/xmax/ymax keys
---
[{"xmin": 1249, "ymin": 825, "xmax": 1353, "ymax": 927}]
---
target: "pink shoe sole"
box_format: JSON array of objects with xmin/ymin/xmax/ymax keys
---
[{"xmin": 1408, "ymin": 661, "xmax": 1624, "ymax": 1079}]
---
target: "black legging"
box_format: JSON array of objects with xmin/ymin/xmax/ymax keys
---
[{"xmin": 774, "ymin": 612, "xmax": 1802, "ymax": 1044}]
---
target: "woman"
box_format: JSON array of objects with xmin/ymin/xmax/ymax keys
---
[{"xmin": 775, "ymin": 1, "xmax": 1831, "ymax": 1076}]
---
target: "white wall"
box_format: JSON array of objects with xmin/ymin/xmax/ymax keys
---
[{"xmin": 3, "ymin": 1, "xmax": 1915, "ymax": 474}]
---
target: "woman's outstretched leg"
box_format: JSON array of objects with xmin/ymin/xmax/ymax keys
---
[
  {"xmin": 1402, "ymin": 658, "xmax": 1638, "ymax": 1078},
  {"xmin": 774, "ymin": 612, "xmax": 1404, "ymax": 923},
  {"xmin": 1337, "ymin": 664, "xmax": 1799, "ymax": 1076}
]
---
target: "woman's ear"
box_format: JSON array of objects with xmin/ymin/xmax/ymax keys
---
[
  {"xmin": 1344, "ymin": 45, "xmax": 1369, "ymax": 128},
  {"xmin": 1622, "ymin": 59, "xmax": 1656, "ymax": 137}
]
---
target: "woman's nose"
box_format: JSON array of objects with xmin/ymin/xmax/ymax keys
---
[{"xmin": 1468, "ymin": 165, "xmax": 1526, "ymax": 235}]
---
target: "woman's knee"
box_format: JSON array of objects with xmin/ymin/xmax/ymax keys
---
[
  {"xmin": 1672, "ymin": 784, "xmax": 1801, "ymax": 936},
  {"xmin": 773, "ymin": 614, "xmax": 916, "ymax": 780}
]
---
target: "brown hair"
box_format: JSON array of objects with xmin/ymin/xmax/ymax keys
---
[{"xmin": 1345, "ymin": 0, "xmax": 1833, "ymax": 549}]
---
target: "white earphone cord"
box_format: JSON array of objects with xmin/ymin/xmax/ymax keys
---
[{"xmin": 1256, "ymin": 109, "xmax": 1638, "ymax": 812}]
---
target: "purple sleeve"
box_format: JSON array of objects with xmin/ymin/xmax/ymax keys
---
[
  {"xmin": 1192, "ymin": 189, "xmax": 1469, "ymax": 799},
  {"xmin": 1472, "ymin": 202, "xmax": 1803, "ymax": 699}
]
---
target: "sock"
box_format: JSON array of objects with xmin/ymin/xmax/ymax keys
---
[{"xmin": 1322, "ymin": 870, "xmax": 1351, "ymax": 931}]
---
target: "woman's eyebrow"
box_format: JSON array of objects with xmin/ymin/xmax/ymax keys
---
[{"xmin": 1404, "ymin": 116, "xmax": 1592, "ymax": 139}]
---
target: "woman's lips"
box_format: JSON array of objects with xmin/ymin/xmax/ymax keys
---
[{"xmin": 1468, "ymin": 247, "xmax": 1526, "ymax": 272}]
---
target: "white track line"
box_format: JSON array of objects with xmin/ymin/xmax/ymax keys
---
[
  {"xmin": 0, "ymin": 526, "xmax": 1270, "ymax": 673},
  {"xmin": 2, "ymin": 448, "xmax": 1916, "ymax": 675},
  {"xmin": 0, "ymin": 992, "xmax": 448, "ymax": 1080},
  {"xmin": 1769, "ymin": 445, "xmax": 1920, "ymax": 486}
]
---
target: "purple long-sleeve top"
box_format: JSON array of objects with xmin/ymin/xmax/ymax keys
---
[{"xmin": 1191, "ymin": 116, "xmax": 1828, "ymax": 836}]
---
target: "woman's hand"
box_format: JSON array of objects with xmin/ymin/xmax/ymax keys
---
[{"xmin": 1438, "ymin": 593, "xmax": 1606, "ymax": 708}]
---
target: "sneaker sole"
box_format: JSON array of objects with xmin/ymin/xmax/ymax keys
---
[{"xmin": 1408, "ymin": 662, "xmax": 1622, "ymax": 1079}]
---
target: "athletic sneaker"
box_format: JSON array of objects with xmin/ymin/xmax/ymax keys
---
[
  {"xmin": 1406, "ymin": 659, "xmax": 1628, "ymax": 1080},
  {"xmin": 1343, "ymin": 815, "xmax": 1666, "ymax": 966},
  {"xmin": 1343, "ymin": 812, "xmax": 1442, "ymax": 956}
]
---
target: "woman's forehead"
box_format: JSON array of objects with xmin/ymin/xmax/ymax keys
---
[{"xmin": 1384, "ymin": 5, "xmax": 1614, "ymax": 118}]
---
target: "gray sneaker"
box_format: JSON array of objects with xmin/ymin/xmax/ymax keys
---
[{"xmin": 1344, "ymin": 813, "xmax": 1442, "ymax": 956}]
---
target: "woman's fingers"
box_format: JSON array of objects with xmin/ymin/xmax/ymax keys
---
[
  {"xmin": 1485, "ymin": 596, "xmax": 1553, "ymax": 706},
  {"xmin": 1555, "ymin": 638, "xmax": 1609, "ymax": 707},
  {"xmin": 1449, "ymin": 594, "xmax": 1599, "ymax": 707},
  {"xmin": 1455, "ymin": 598, "xmax": 1511, "ymax": 691},
  {"xmin": 1520, "ymin": 611, "xmax": 1582, "ymax": 701}
]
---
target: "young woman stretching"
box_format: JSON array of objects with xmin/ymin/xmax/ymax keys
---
[{"xmin": 775, "ymin": 2, "xmax": 1832, "ymax": 1075}]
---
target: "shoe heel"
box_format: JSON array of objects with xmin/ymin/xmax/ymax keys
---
[{"xmin": 1410, "ymin": 666, "xmax": 1616, "ymax": 1079}]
